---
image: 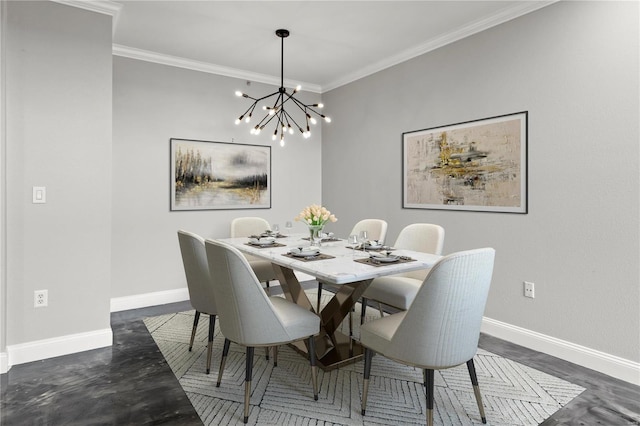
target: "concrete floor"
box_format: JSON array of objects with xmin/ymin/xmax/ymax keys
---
[{"xmin": 2, "ymin": 294, "xmax": 639, "ymax": 425}]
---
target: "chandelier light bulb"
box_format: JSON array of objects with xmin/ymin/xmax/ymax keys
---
[
  {"xmin": 324, "ymin": 116, "xmax": 331, "ymax": 123},
  {"xmin": 295, "ymin": 85, "xmax": 302, "ymax": 92},
  {"xmin": 280, "ymin": 139, "xmax": 285, "ymax": 147},
  {"xmin": 245, "ymin": 115, "xmax": 251, "ymax": 123},
  {"xmin": 310, "ymin": 117, "xmax": 317, "ymax": 125},
  {"xmin": 317, "ymin": 103, "xmax": 324, "ymax": 108},
  {"xmin": 235, "ymin": 118, "xmax": 241, "ymax": 125},
  {"xmin": 235, "ymin": 91, "xmax": 243, "ymax": 97}
]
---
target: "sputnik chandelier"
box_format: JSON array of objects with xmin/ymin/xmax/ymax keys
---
[{"xmin": 234, "ymin": 29, "xmax": 330, "ymax": 147}]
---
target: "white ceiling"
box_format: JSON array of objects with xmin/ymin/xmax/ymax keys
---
[{"xmin": 79, "ymin": 1, "xmax": 556, "ymax": 92}]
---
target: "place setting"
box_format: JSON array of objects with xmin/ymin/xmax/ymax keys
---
[
  {"xmin": 353, "ymin": 248, "xmax": 416, "ymax": 267},
  {"xmin": 282, "ymin": 246, "xmax": 335, "ymax": 262},
  {"xmin": 258, "ymin": 224, "xmax": 287, "ymax": 238},
  {"xmin": 345, "ymin": 231, "xmax": 386, "ymax": 251},
  {"xmin": 245, "ymin": 235, "xmax": 286, "ymax": 248},
  {"xmin": 301, "ymin": 231, "xmax": 341, "ymax": 243}
]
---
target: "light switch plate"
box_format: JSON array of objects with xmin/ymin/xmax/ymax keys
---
[{"xmin": 32, "ymin": 186, "xmax": 46, "ymax": 203}]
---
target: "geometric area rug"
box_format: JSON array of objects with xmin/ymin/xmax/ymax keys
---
[{"xmin": 144, "ymin": 289, "xmax": 585, "ymax": 425}]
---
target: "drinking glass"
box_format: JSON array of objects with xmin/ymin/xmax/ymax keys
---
[
  {"xmin": 285, "ymin": 221, "xmax": 293, "ymax": 235},
  {"xmin": 348, "ymin": 234, "xmax": 359, "ymax": 257},
  {"xmin": 358, "ymin": 230, "xmax": 368, "ymax": 252},
  {"xmin": 272, "ymin": 224, "xmax": 280, "ymax": 234}
]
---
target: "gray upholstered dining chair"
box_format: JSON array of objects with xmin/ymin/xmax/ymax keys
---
[
  {"xmin": 204, "ymin": 239, "xmax": 321, "ymax": 424},
  {"xmin": 177, "ymin": 230, "xmax": 218, "ymax": 374},
  {"xmin": 360, "ymin": 247, "xmax": 496, "ymax": 426},
  {"xmin": 316, "ymin": 218, "xmax": 388, "ymax": 312},
  {"xmin": 230, "ymin": 217, "xmax": 278, "ymax": 294},
  {"xmin": 230, "ymin": 217, "xmax": 280, "ymax": 361},
  {"xmin": 360, "ymin": 223, "xmax": 444, "ymax": 323}
]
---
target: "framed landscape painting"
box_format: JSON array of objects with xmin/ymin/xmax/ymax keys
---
[
  {"xmin": 170, "ymin": 138, "xmax": 271, "ymax": 211},
  {"xmin": 403, "ymin": 111, "xmax": 527, "ymax": 213}
]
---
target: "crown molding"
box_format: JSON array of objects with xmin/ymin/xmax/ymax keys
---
[
  {"xmin": 322, "ymin": 1, "xmax": 558, "ymax": 92},
  {"xmin": 51, "ymin": 0, "xmax": 122, "ymax": 36},
  {"xmin": 112, "ymin": 44, "xmax": 323, "ymax": 94},
  {"xmin": 51, "ymin": 0, "xmax": 122, "ymax": 17}
]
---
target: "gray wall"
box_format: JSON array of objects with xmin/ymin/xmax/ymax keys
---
[
  {"xmin": 322, "ymin": 1, "xmax": 639, "ymax": 362},
  {"xmin": 4, "ymin": 1, "xmax": 112, "ymax": 344},
  {"xmin": 112, "ymin": 57, "xmax": 322, "ymax": 298}
]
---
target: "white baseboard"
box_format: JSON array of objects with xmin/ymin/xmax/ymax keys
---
[
  {"xmin": 0, "ymin": 351, "xmax": 8, "ymax": 374},
  {"xmin": 482, "ymin": 316, "xmax": 640, "ymax": 386},
  {"xmin": 110, "ymin": 288, "xmax": 190, "ymax": 312},
  {"xmin": 6, "ymin": 328, "xmax": 112, "ymax": 369},
  {"xmin": 109, "ymin": 277, "xmax": 310, "ymax": 313}
]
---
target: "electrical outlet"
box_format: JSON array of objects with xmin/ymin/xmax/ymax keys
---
[
  {"xmin": 34, "ymin": 290, "xmax": 48, "ymax": 307},
  {"xmin": 524, "ymin": 281, "xmax": 535, "ymax": 299}
]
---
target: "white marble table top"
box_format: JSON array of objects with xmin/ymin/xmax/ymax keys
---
[{"xmin": 215, "ymin": 234, "xmax": 442, "ymax": 285}]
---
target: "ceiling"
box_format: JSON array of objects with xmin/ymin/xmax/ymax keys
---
[{"xmin": 99, "ymin": 1, "xmax": 555, "ymax": 93}]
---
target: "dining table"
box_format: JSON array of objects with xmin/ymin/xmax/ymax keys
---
[{"xmin": 216, "ymin": 233, "xmax": 442, "ymax": 370}]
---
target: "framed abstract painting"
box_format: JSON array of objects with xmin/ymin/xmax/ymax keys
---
[
  {"xmin": 402, "ymin": 112, "xmax": 528, "ymax": 213},
  {"xmin": 170, "ymin": 138, "xmax": 271, "ymax": 211}
]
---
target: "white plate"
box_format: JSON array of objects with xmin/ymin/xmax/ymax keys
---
[
  {"xmin": 370, "ymin": 254, "xmax": 399, "ymax": 263},
  {"xmin": 289, "ymin": 249, "xmax": 320, "ymax": 257},
  {"xmin": 249, "ymin": 238, "xmax": 276, "ymax": 246}
]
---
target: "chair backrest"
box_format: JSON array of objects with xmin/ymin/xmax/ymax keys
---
[
  {"xmin": 394, "ymin": 223, "xmax": 445, "ymax": 280},
  {"xmin": 350, "ymin": 219, "xmax": 388, "ymax": 242},
  {"xmin": 385, "ymin": 248, "xmax": 495, "ymax": 369},
  {"xmin": 177, "ymin": 230, "xmax": 217, "ymax": 315},
  {"xmin": 204, "ymin": 239, "xmax": 292, "ymax": 345},
  {"xmin": 230, "ymin": 217, "xmax": 271, "ymax": 238}
]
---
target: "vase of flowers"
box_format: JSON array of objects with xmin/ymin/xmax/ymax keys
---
[{"xmin": 294, "ymin": 204, "xmax": 338, "ymax": 246}]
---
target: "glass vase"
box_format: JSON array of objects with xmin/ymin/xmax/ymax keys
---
[{"xmin": 308, "ymin": 224, "xmax": 324, "ymax": 247}]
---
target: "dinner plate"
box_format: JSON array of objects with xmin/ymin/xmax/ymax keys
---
[
  {"xmin": 371, "ymin": 255, "xmax": 399, "ymax": 263},
  {"xmin": 289, "ymin": 248, "xmax": 320, "ymax": 257},
  {"xmin": 249, "ymin": 237, "xmax": 276, "ymax": 246}
]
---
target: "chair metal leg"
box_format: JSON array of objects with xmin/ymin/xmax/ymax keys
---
[
  {"xmin": 265, "ymin": 346, "xmax": 270, "ymax": 360},
  {"xmin": 467, "ymin": 359, "xmax": 487, "ymax": 424},
  {"xmin": 189, "ymin": 311, "xmax": 201, "ymax": 351},
  {"xmin": 206, "ymin": 314, "xmax": 216, "ymax": 374},
  {"xmin": 361, "ymin": 297, "xmax": 368, "ymax": 325},
  {"xmin": 265, "ymin": 280, "xmax": 270, "ymax": 295},
  {"xmin": 216, "ymin": 338, "xmax": 231, "ymax": 387},
  {"xmin": 273, "ymin": 346, "xmax": 278, "ymax": 367},
  {"xmin": 307, "ymin": 336, "xmax": 318, "ymax": 400},
  {"xmin": 361, "ymin": 347, "xmax": 374, "ymax": 415},
  {"xmin": 348, "ymin": 308, "xmax": 353, "ymax": 338},
  {"xmin": 425, "ymin": 369, "xmax": 434, "ymax": 426},
  {"xmin": 244, "ymin": 347, "xmax": 255, "ymax": 424},
  {"xmin": 317, "ymin": 282, "xmax": 323, "ymax": 312},
  {"xmin": 377, "ymin": 301, "xmax": 384, "ymax": 318}
]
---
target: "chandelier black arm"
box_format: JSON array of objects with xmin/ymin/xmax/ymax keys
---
[
  {"xmin": 281, "ymin": 107, "xmax": 305, "ymax": 133},
  {"xmin": 237, "ymin": 102, "xmax": 257, "ymax": 120},
  {"xmin": 254, "ymin": 92, "xmax": 286, "ymax": 131},
  {"xmin": 288, "ymin": 95, "xmax": 325, "ymax": 119}
]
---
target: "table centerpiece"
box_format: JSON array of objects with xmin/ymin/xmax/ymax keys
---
[{"xmin": 294, "ymin": 204, "xmax": 338, "ymax": 246}]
